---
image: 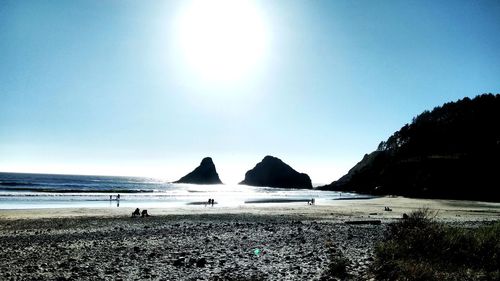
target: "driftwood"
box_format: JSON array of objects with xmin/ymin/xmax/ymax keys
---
[{"xmin": 345, "ymin": 220, "xmax": 381, "ymax": 225}]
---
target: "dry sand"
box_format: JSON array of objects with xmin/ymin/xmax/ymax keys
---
[
  {"xmin": 0, "ymin": 197, "xmax": 499, "ymax": 281},
  {"xmin": 1, "ymin": 196, "xmax": 499, "ymax": 221}
]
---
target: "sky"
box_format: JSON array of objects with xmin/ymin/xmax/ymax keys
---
[{"xmin": 1, "ymin": 0, "xmax": 499, "ymax": 184}]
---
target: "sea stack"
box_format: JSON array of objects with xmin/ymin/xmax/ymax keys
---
[
  {"xmin": 240, "ymin": 156, "xmax": 312, "ymax": 189},
  {"xmin": 174, "ymin": 157, "xmax": 223, "ymax": 184}
]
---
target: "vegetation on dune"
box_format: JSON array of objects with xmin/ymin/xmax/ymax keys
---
[{"xmin": 373, "ymin": 209, "xmax": 500, "ymax": 281}]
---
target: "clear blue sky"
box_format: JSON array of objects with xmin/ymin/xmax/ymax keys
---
[{"xmin": 1, "ymin": 0, "xmax": 499, "ymax": 184}]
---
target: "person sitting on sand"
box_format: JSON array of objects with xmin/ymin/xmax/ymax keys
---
[
  {"xmin": 132, "ymin": 208, "xmax": 140, "ymax": 217},
  {"xmin": 141, "ymin": 209, "xmax": 149, "ymax": 217}
]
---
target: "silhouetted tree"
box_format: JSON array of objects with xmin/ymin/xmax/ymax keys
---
[{"xmin": 324, "ymin": 93, "xmax": 500, "ymax": 201}]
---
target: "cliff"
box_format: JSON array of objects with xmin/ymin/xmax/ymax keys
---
[{"xmin": 320, "ymin": 94, "xmax": 500, "ymax": 201}]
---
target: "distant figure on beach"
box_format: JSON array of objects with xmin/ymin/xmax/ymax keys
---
[
  {"xmin": 132, "ymin": 208, "xmax": 140, "ymax": 217},
  {"xmin": 141, "ymin": 209, "xmax": 149, "ymax": 217},
  {"xmin": 109, "ymin": 195, "xmax": 112, "ymax": 201},
  {"xmin": 384, "ymin": 206, "xmax": 392, "ymax": 211},
  {"xmin": 117, "ymin": 194, "xmax": 120, "ymax": 200},
  {"xmin": 311, "ymin": 198, "xmax": 315, "ymax": 205},
  {"xmin": 206, "ymin": 198, "xmax": 211, "ymax": 207}
]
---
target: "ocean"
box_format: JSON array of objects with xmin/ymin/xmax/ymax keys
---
[{"xmin": 0, "ymin": 172, "xmax": 365, "ymax": 209}]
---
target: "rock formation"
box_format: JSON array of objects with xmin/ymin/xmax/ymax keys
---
[
  {"xmin": 174, "ymin": 157, "xmax": 222, "ymax": 184},
  {"xmin": 240, "ymin": 156, "xmax": 312, "ymax": 189}
]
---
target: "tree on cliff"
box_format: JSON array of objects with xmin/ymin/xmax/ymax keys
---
[{"xmin": 322, "ymin": 93, "xmax": 500, "ymax": 201}]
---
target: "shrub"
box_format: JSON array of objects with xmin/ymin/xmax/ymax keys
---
[
  {"xmin": 373, "ymin": 209, "xmax": 500, "ymax": 280},
  {"xmin": 323, "ymin": 248, "xmax": 350, "ymax": 279}
]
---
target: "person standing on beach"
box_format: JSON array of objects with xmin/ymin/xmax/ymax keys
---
[{"xmin": 117, "ymin": 194, "xmax": 120, "ymax": 200}]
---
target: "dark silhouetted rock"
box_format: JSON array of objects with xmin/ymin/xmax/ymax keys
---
[
  {"xmin": 173, "ymin": 257, "xmax": 184, "ymax": 267},
  {"xmin": 174, "ymin": 157, "xmax": 222, "ymax": 184},
  {"xmin": 240, "ymin": 156, "xmax": 312, "ymax": 189},
  {"xmin": 320, "ymin": 93, "xmax": 500, "ymax": 202},
  {"xmin": 196, "ymin": 258, "xmax": 207, "ymax": 267}
]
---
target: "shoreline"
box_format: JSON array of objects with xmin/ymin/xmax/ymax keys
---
[{"xmin": 1, "ymin": 196, "xmax": 499, "ymax": 222}]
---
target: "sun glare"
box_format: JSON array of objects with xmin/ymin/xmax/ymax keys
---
[{"xmin": 175, "ymin": 0, "xmax": 268, "ymax": 83}]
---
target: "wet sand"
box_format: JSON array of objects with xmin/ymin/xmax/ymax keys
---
[
  {"xmin": 0, "ymin": 197, "xmax": 499, "ymax": 280},
  {"xmin": 1, "ymin": 196, "xmax": 499, "ymax": 221}
]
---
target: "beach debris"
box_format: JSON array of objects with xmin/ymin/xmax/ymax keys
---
[
  {"xmin": 173, "ymin": 257, "xmax": 185, "ymax": 267},
  {"xmin": 345, "ymin": 220, "xmax": 381, "ymax": 225}
]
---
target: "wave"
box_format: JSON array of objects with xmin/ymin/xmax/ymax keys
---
[
  {"xmin": 0, "ymin": 180, "xmax": 161, "ymax": 188},
  {"xmin": 0, "ymin": 181, "xmax": 42, "ymax": 187},
  {"xmin": 0, "ymin": 186, "xmax": 157, "ymax": 193},
  {"xmin": 0, "ymin": 173, "xmax": 168, "ymax": 193},
  {"xmin": 0, "ymin": 181, "xmax": 111, "ymax": 188}
]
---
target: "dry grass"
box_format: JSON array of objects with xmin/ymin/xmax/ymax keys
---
[{"xmin": 373, "ymin": 209, "xmax": 500, "ymax": 280}]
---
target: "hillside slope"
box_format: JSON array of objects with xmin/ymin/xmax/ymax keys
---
[{"xmin": 320, "ymin": 94, "xmax": 500, "ymax": 201}]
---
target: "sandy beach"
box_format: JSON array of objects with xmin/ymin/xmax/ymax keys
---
[
  {"xmin": 1, "ymin": 196, "xmax": 499, "ymax": 221},
  {"xmin": 0, "ymin": 197, "xmax": 499, "ymax": 280}
]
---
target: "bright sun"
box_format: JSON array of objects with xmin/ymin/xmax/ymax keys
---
[{"xmin": 175, "ymin": 0, "xmax": 268, "ymax": 82}]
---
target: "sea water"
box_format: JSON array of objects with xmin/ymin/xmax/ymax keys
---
[{"xmin": 0, "ymin": 172, "xmax": 366, "ymax": 209}]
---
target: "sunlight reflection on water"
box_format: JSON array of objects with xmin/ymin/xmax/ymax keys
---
[{"xmin": 0, "ymin": 183, "xmax": 364, "ymax": 209}]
